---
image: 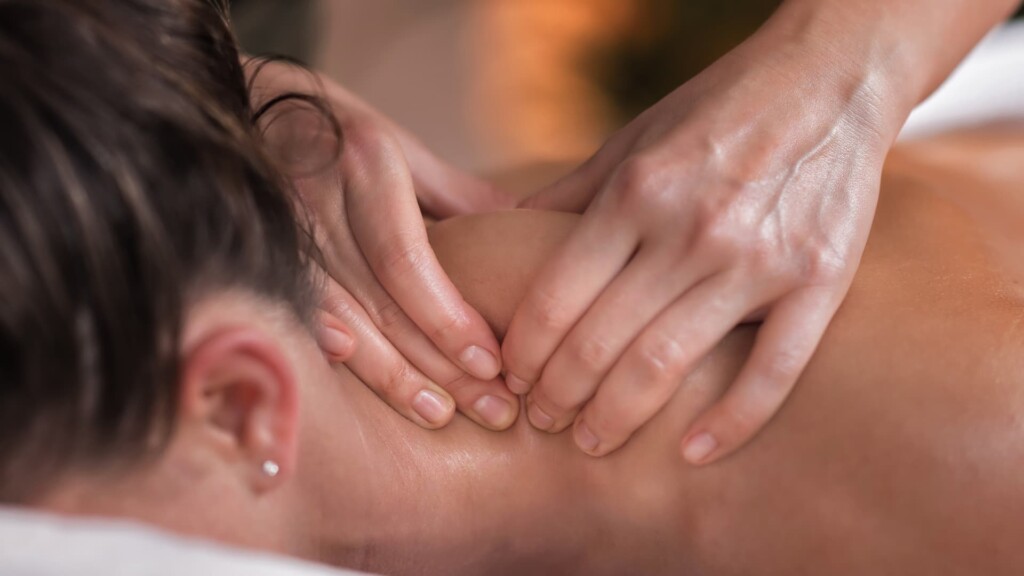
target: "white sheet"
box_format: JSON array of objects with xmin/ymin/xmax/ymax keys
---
[
  {"xmin": 0, "ymin": 508, "xmax": 375, "ymax": 576},
  {"xmin": 900, "ymin": 19, "xmax": 1024, "ymax": 139}
]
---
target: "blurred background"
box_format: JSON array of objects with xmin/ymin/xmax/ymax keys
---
[{"xmin": 232, "ymin": 0, "xmax": 1024, "ymax": 173}]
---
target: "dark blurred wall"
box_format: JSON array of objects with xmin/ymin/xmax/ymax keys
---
[
  {"xmin": 230, "ymin": 0, "xmax": 318, "ymax": 62},
  {"xmin": 592, "ymin": 0, "xmax": 1022, "ymax": 125},
  {"xmin": 588, "ymin": 0, "xmax": 780, "ymax": 123}
]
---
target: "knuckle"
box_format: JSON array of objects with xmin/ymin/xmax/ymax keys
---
[
  {"xmin": 368, "ymin": 298, "xmax": 406, "ymax": 331},
  {"xmin": 744, "ymin": 235, "xmax": 777, "ymax": 273},
  {"xmin": 721, "ymin": 145, "xmax": 774, "ymax": 186},
  {"xmin": 535, "ymin": 382, "xmax": 580, "ymax": 414},
  {"xmin": 342, "ymin": 116, "xmax": 391, "ymax": 152},
  {"xmin": 543, "ymin": 395, "xmax": 577, "ymax": 417},
  {"xmin": 583, "ymin": 402, "xmax": 632, "ymax": 441},
  {"xmin": 612, "ymin": 156, "xmax": 667, "ymax": 212},
  {"xmin": 569, "ymin": 335, "xmax": 617, "ymax": 371},
  {"xmin": 764, "ymin": 230, "xmax": 848, "ymax": 287},
  {"xmin": 427, "ymin": 311, "xmax": 470, "ymax": 344},
  {"xmin": 763, "ymin": 348, "xmax": 806, "ymax": 384},
  {"xmin": 717, "ymin": 401, "xmax": 761, "ymax": 438},
  {"xmin": 692, "ymin": 209, "xmax": 745, "ymax": 260},
  {"xmin": 439, "ymin": 370, "xmax": 475, "ymax": 395},
  {"xmin": 378, "ymin": 361, "xmax": 414, "ymax": 399},
  {"xmin": 525, "ymin": 289, "xmax": 576, "ymax": 332},
  {"xmin": 802, "ymin": 247, "xmax": 845, "ymax": 285},
  {"xmin": 373, "ymin": 236, "xmax": 430, "ymax": 279},
  {"xmin": 320, "ymin": 292, "xmax": 355, "ymax": 320},
  {"xmin": 635, "ymin": 334, "xmax": 689, "ymax": 380}
]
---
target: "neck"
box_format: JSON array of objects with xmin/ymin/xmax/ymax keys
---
[
  {"xmin": 307, "ymin": 368, "xmax": 618, "ymax": 569},
  {"xmin": 312, "ymin": 369, "xmax": 697, "ymax": 575}
]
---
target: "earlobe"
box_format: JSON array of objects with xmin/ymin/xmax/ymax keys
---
[{"xmin": 179, "ymin": 327, "xmax": 299, "ymax": 492}]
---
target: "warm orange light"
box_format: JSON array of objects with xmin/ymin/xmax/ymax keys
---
[{"xmin": 470, "ymin": 1, "xmax": 638, "ymax": 166}]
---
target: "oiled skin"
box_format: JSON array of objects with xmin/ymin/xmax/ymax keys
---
[{"xmin": 296, "ymin": 130, "xmax": 1024, "ymax": 575}]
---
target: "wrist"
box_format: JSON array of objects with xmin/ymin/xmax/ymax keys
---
[
  {"xmin": 747, "ymin": 0, "xmax": 920, "ymax": 143},
  {"xmin": 759, "ymin": 0, "xmax": 1021, "ymax": 141}
]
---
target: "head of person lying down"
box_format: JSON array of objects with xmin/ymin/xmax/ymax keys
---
[{"xmin": 5, "ymin": 1, "xmax": 1024, "ymax": 575}]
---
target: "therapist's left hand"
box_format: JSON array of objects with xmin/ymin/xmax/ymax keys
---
[
  {"xmin": 248, "ymin": 57, "xmax": 519, "ymax": 431},
  {"xmin": 501, "ymin": 27, "xmax": 898, "ymax": 464}
]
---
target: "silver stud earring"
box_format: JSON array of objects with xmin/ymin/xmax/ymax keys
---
[{"xmin": 262, "ymin": 460, "xmax": 280, "ymax": 478}]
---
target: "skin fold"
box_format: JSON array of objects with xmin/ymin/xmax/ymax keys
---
[{"xmin": 39, "ymin": 129, "xmax": 1024, "ymax": 574}]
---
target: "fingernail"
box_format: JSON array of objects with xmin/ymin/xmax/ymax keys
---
[
  {"xmin": 459, "ymin": 345, "xmax": 500, "ymax": 380},
  {"xmin": 412, "ymin": 390, "xmax": 453, "ymax": 426},
  {"xmin": 574, "ymin": 421, "xmax": 600, "ymax": 454},
  {"xmin": 527, "ymin": 402, "xmax": 555, "ymax": 431},
  {"xmin": 472, "ymin": 395, "xmax": 514, "ymax": 429},
  {"xmin": 506, "ymin": 373, "xmax": 532, "ymax": 395},
  {"xmin": 317, "ymin": 325, "xmax": 353, "ymax": 360},
  {"xmin": 682, "ymin": 432, "xmax": 718, "ymax": 464}
]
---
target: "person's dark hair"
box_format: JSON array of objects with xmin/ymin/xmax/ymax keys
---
[{"xmin": 0, "ymin": 0, "xmax": 314, "ymax": 502}]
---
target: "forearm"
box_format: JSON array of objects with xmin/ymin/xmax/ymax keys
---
[{"xmin": 756, "ymin": 0, "xmax": 1020, "ymax": 135}]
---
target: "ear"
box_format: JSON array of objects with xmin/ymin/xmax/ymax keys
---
[{"xmin": 178, "ymin": 327, "xmax": 299, "ymax": 493}]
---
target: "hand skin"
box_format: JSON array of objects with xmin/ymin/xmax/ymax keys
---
[
  {"xmin": 501, "ymin": 0, "xmax": 1024, "ymax": 464},
  {"xmin": 245, "ymin": 58, "xmax": 520, "ymax": 432},
  {"xmin": 39, "ymin": 130, "xmax": 1024, "ymax": 575}
]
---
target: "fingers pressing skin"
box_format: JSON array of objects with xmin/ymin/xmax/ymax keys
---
[
  {"xmin": 287, "ymin": 118, "xmax": 517, "ymax": 430},
  {"xmin": 343, "ymin": 125, "xmax": 505, "ymax": 383},
  {"xmin": 499, "ymin": 14, "xmax": 884, "ymax": 460},
  {"xmin": 524, "ymin": 249, "xmax": 717, "ymax": 433},
  {"xmin": 317, "ymin": 275, "xmax": 456, "ymax": 429},
  {"xmin": 317, "ymin": 256, "xmax": 519, "ymax": 431},
  {"xmin": 502, "ymin": 201, "xmax": 641, "ymax": 396},
  {"xmin": 561, "ymin": 274, "xmax": 753, "ymax": 456},
  {"xmin": 253, "ymin": 59, "xmax": 517, "ymax": 432},
  {"xmin": 679, "ymin": 287, "xmax": 840, "ymax": 465}
]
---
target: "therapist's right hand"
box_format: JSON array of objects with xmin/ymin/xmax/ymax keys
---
[{"xmin": 248, "ymin": 58, "xmax": 519, "ymax": 431}]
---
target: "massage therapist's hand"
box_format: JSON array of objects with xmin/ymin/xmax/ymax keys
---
[
  {"xmin": 501, "ymin": 12, "xmax": 903, "ymax": 463},
  {"xmin": 247, "ymin": 58, "xmax": 520, "ymax": 431}
]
